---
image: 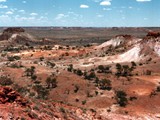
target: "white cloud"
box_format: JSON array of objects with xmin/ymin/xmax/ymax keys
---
[
  {"xmin": 0, "ymin": 0, "xmax": 6, "ymax": 2},
  {"xmin": 0, "ymin": 4, "xmax": 8, "ymax": 8},
  {"xmin": 144, "ymin": 18, "xmax": 148, "ymax": 20},
  {"xmin": 6, "ymin": 11, "xmax": 13, "ymax": 15},
  {"xmin": 92, "ymin": 0, "xmax": 101, "ymax": 2},
  {"xmin": 100, "ymin": 0, "xmax": 111, "ymax": 6},
  {"xmin": 97, "ymin": 14, "xmax": 104, "ymax": 17},
  {"xmin": 122, "ymin": 16, "xmax": 126, "ymax": 19},
  {"xmin": 121, "ymin": 6, "xmax": 126, "ymax": 9},
  {"xmin": 118, "ymin": 10, "xmax": 123, "ymax": 13},
  {"xmin": 0, "ymin": 14, "xmax": 11, "ymax": 23},
  {"xmin": 38, "ymin": 16, "xmax": 48, "ymax": 21},
  {"xmin": 28, "ymin": 17, "xmax": 36, "ymax": 20},
  {"xmin": 15, "ymin": 15, "xmax": 27, "ymax": 21},
  {"xmin": 30, "ymin": 13, "xmax": 38, "ymax": 16},
  {"xmin": 80, "ymin": 4, "xmax": 89, "ymax": 8},
  {"xmin": 103, "ymin": 8, "xmax": 112, "ymax": 11},
  {"xmin": 55, "ymin": 14, "xmax": 68, "ymax": 20},
  {"xmin": 0, "ymin": 14, "xmax": 8, "ymax": 17},
  {"xmin": 18, "ymin": 10, "xmax": 25, "ymax": 14},
  {"xmin": 14, "ymin": 15, "xmax": 48, "ymax": 24},
  {"xmin": 54, "ymin": 12, "xmax": 83, "ymax": 24},
  {"xmin": 136, "ymin": 0, "xmax": 151, "ymax": 2},
  {"xmin": 10, "ymin": 8, "xmax": 17, "ymax": 12},
  {"xmin": 22, "ymin": 1, "xmax": 26, "ymax": 3}
]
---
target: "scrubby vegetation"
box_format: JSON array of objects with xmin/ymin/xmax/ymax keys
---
[
  {"xmin": 115, "ymin": 90, "xmax": 128, "ymax": 107},
  {"xmin": 0, "ymin": 76, "xmax": 13, "ymax": 86},
  {"xmin": 46, "ymin": 75, "xmax": 57, "ymax": 89}
]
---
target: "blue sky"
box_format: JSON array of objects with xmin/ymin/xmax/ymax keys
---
[{"xmin": 0, "ymin": 0, "xmax": 159, "ymax": 27}]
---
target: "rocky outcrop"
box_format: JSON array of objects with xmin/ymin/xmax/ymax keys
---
[
  {"xmin": 3, "ymin": 27, "xmax": 25, "ymax": 34},
  {"xmin": 0, "ymin": 27, "xmax": 55, "ymax": 46},
  {"xmin": 96, "ymin": 34, "xmax": 140, "ymax": 49},
  {"xmin": 146, "ymin": 31, "xmax": 160, "ymax": 38},
  {"xmin": 0, "ymin": 86, "xmax": 28, "ymax": 106},
  {"xmin": 115, "ymin": 34, "xmax": 132, "ymax": 40},
  {"xmin": 0, "ymin": 27, "xmax": 25, "ymax": 41}
]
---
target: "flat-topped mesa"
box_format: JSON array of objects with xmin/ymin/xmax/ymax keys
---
[{"xmin": 3, "ymin": 27, "xmax": 25, "ymax": 34}]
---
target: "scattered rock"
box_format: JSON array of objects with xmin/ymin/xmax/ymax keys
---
[{"xmin": 0, "ymin": 86, "xmax": 28, "ymax": 106}]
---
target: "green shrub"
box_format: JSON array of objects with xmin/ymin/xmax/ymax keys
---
[
  {"xmin": 76, "ymin": 69, "xmax": 83, "ymax": 76},
  {"xmin": 74, "ymin": 85, "xmax": 79, "ymax": 93},
  {"xmin": 98, "ymin": 79, "xmax": 112, "ymax": 90},
  {"xmin": 156, "ymin": 86, "xmax": 160, "ymax": 92},
  {"xmin": 25, "ymin": 66, "xmax": 35, "ymax": 77},
  {"xmin": 7, "ymin": 56, "xmax": 21, "ymax": 61},
  {"xmin": 0, "ymin": 76, "xmax": 13, "ymax": 86},
  {"xmin": 46, "ymin": 76, "xmax": 57, "ymax": 89},
  {"xmin": 67, "ymin": 64, "xmax": 73, "ymax": 72},
  {"xmin": 33, "ymin": 84, "xmax": 49, "ymax": 99},
  {"xmin": 31, "ymin": 75, "xmax": 37, "ymax": 80},
  {"xmin": 95, "ymin": 91, "xmax": 98, "ymax": 95},
  {"xmin": 88, "ymin": 72, "xmax": 96, "ymax": 80},
  {"xmin": 60, "ymin": 107, "xmax": 65, "ymax": 113},
  {"xmin": 131, "ymin": 61, "xmax": 136, "ymax": 67},
  {"xmin": 116, "ymin": 90, "xmax": 128, "ymax": 107},
  {"xmin": 82, "ymin": 100, "xmax": 86, "ymax": 105}
]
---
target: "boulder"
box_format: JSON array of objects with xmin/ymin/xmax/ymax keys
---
[{"xmin": 0, "ymin": 86, "xmax": 28, "ymax": 106}]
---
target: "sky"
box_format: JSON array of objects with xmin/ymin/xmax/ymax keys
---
[{"xmin": 0, "ymin": 0, "xmax": 160, "ymax": 27}]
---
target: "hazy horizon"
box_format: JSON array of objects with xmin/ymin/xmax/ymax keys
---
[
  {"xmin": 0, "ymin": 25, "xmax": 160, "ymax": 28},
  {"xmin": 0, "ymin": 0, "xmax": 159, "ymax": 27}
]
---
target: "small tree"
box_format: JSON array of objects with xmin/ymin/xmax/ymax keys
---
[
  {"xmin": 33, "ymin": 84, "xmax": 49, "ymax": 99},
  {"xmin": 67, "ymin": 64, "xmax": 73, "ymax": 72},
  {"xmin": 94, "ymin": 77, "xmax": 99, "ymax": 84},
  {"xmin": 46, "ymin": 76, "xmax": 57, "ymax": 89},
  {"xmin": 39, "ymin": 57, "xmax": 44, "ymax": 61},
  {"xmin": 47, "ymin": 61, "xmax": 56, "ymax": 68},
  {"xmin": 98, "ymin": 79, "xmax": 112, "ymax": 90},
  {"xmin": 98, "ymin": 65, "xmax": 105, "ymax": 73},
  {"xmin": 156, "ymin": 86, "xmax": 160, "ymax": 92},
  {"xmin": 131, "ymin": 61, "xmax": 136, "ymax": 67},
  {"xmin": 25, "ymin": 66, "xmax": 35, "ymax": 77},
  {"xmin": 76, "ymin": 69, "xmax": 83, "ymax": 76},
  {"xmin": 116, "ymin": 90, "xmax": 128, "ymax": 107},
  {"xmin": 74, "ymin": 85, "xmax": 79, "ymax": 93},
  {"xmin": 7, "ymin": 56, "xmax": 15, "ymax": 61},
  {"xmin": 122, "ymin": 65, "xmax": 130, "ymax": 77},
  {"xmin": 115, "ymin": 63, "xmax": 122, "ymax": 77},
  {"xmin": 7, "ymin": 56, "xmax": 21, "ymax": 61},
  {"xmin": 31, "ymin": 75, "xmax": 37, "ymax": 81},
  {"xmin": 116, "ymin": 63, "xmax": 122, "ymax": 70},
  {"xmin": 50, "ymin": 78, "xmax": 57, "ymax": 88},
  {"xmin": 88, "ymin": 72, "xmax": 96, "ymax": 80},
  {"xmin": 0, "ymin": 76, "xmax": 13, "ymax": 86}
]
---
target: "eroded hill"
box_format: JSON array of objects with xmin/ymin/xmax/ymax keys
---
[{"xmin": 0, "ymin": 27, "xmax": 160, "ymax": 120}]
